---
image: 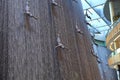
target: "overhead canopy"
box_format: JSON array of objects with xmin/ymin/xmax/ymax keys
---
[{"xmin": 81, "ymin": 0, "xmax": 111, "ymax": 41}]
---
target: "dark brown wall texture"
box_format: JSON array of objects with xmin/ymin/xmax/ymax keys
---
[{"xmin": 0, "ymin": 0, "xmax": 102, "ymax": 80}]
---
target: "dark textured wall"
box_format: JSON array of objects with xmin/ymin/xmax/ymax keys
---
[
  {"xmin": 0, "ymin": 0, "xmax": 102, "ymax": 80},
  {"xmin": 0, "ymin": 0, "xmax": 8, "ymax": 80}
]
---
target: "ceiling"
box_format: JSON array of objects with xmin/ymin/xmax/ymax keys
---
[{"xmin": 81, "ymin": 0, "xmax": 111, "ymax": 41}]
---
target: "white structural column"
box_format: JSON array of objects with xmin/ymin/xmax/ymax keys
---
[{"xmin": 109, "ymin": 0, "xmax": 115, "ymax": 25}]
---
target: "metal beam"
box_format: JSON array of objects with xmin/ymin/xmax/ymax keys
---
[
  {"xmin": 84, "ymin": 3, "xmax": 105, "ymax": 10},
  {"xmin": 84, "ymin": 0, "xmax": 111, "ymax": 28},
  {"xmin": 95, "ymin": 25, "xmax": 109, "ymax": 28},
  {"xmin": 87, "ymin": 17, "xmax": 104, "ymax": 22}
]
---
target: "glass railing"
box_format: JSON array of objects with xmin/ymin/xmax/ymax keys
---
[
  {"xmin": 109, "ymin": 48, "xmax": 120, "ymax": 58},
  {"xmin": 107, "ymin": 18, "xmax": 120, "ymax": 36}
]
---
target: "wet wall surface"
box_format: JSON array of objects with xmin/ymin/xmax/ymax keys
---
[{"xmin": 0, "ymin": 0, "xmax": 101, "ymax": 80}]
